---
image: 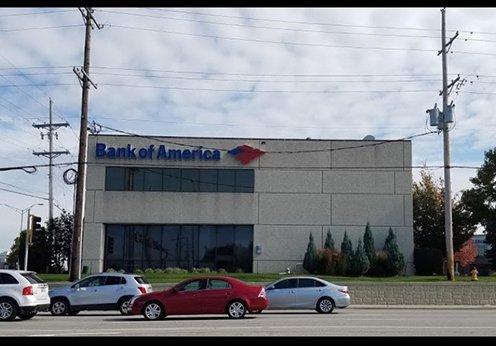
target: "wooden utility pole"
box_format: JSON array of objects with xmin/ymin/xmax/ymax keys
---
[{"xmin": 70, "ymin": 8, "xmax": 102, "ymax": 281}]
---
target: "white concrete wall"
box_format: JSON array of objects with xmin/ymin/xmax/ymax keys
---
[{"xmin": 82, "ymin": 135, "xmax": 414, "ymax": 274}]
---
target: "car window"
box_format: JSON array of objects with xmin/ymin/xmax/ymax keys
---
[
  {"xmin": 298, "ymin": 279, "xmax": 318, "ymax": 288},
  {"xmin": 134, "ymin": 276, "xmax": 149, "ymax": 284},
  {"xmin": 78, "ymin": 276, "xmax": 106, "ymax": 288},
  {"xmin": 179, "ymin": 279, "xmax": 207, "ymax": 292},
  {"xmin": 207, "ymin": 279, "xmax": 231, "ymax": 290},
  {"xmin": 21, "ymin": 273, "xmax": 45, "ymax": 284},
  {"xmin": 273, "ymin": 278, "xmax": 298, "ymax": 289},
  {"xmin": 105, "ymin": 276, "xmax": 124, "ymax": 285},
  {"xmin": 0, "ymin": 273, "xmax": 19, "ymax": 284},
  {"xmin": 315, "ymin": 280, "xmax": 326, "ymax": 287}
]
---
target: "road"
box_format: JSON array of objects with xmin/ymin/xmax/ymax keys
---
[{"xmin": 1, "ymin": 308, "xmax": 496, "ymax": 336}]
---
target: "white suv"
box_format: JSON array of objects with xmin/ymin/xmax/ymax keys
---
[
  {"xmin": 0, "ymin": 270, "xmax": 50, "ymax": 321},
  {"xmin": 49, "ymin": 273, "xmax": 152, "ymax": 316}
]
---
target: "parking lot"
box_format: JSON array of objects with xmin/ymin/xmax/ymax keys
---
[{"xmin": 1, "ymin": 308, "xmax": 496, "ymax": 336}]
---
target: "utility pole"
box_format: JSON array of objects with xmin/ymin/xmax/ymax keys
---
[
  {"xmin": 33, "ymin": 99, "xmax": 70, "ymax": 226},
  {"xmin": 439, "ymin": 8, "xmax": 458, "ymax": 281},
  {"xmin": 70, "ymin": 7, "xmax": 102, "ymax": 281}
]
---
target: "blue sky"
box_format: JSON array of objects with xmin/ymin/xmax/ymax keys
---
[{"xmin": 1, "ymin": 7, "xmax": 496, "ymax": 251}]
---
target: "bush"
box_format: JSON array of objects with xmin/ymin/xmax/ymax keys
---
[
  {"xmin": 368, "ymin": 251, "xmax": 390, "ymax": 277},
  {"xmin": 348, "ymin": 240, "xmax": 370, "ymax": 277},
  {"xmin": 303, "ymin": 233, "xmax": 318, "ymax": 274},
  {"xmin": 324, "ymin": 229, "xmax": 335, "ymax": 250},
  {"xmin": 235, "ymin": 268, "xmax": 244, "ymax": 273},
  {"xmin": 414, "ymin": 247, "xmax": 444, "ymax": 275},
  {"xmin": 363, "ymin": 222, "xmax": 376, "ymax": 265},
  {"xmin": 383, "ymin": 228, "xmax": 405, "ymax": 276},
  {"xmin": 217, "ymin": 268, "xmax": 227, "ymax": 274},
  {"xmin": 317, "ymin": 248, "xmax": 340, "ymax": 275},
  {"xmin": 199, "ymin": 267, "xmax": 211, "ymax": 273},
  {"xmin": 154, "ymin": 268, "xmax": 164, "ymax": 274},
  {"xmin": 190, "ymin": 267, "xmax": 200, "ymax": 273},
  {"xmin": 164, "ymin": 267, "xmax": 174, "ymax": 274},
  {"xmin": 144, "ymin": 268, "xmax": 155, "ymax": 274},
  {"xmin": 106, "ymin": 268, "xmax": 116, "ymax": 273},
  {"xmin": 134, "ymin": 268, "xmax": 144, "ymax": 274}
]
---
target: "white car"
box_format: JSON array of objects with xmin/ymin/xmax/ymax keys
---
[
  {"xmin": 263, "ymin": 276, "xmax": 350, "ymax": 314},
  {"xmin": 0, "ymin": 270, "xmax": 50, "ymax": 321},
  {"xmin": 49, "ymin": 273, "xmax": 153, "ymax": 316}
]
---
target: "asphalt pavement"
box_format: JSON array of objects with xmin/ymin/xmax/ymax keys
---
[{"xmin": 1, "ymin": 307, "xmax": 496, "ymax": 336}]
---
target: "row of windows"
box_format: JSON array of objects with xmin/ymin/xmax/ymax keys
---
[
  {"xmin": 104, "ymin": 224, "xmax": 253, "ymax": 273},
  {"xmin": 105, "ymin": 167, "xmax": 254, "ymax": 193},
  {"xmin": 271, "ymin": 278, "xmax": 326, "ymax": 289}
]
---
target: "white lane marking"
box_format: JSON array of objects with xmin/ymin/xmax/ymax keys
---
[{"xmin": 4, "ymin": 324, "xmax": 496, "ymax": 336}]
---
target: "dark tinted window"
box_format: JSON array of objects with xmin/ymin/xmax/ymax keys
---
[
  {"xmin": 274, "ymin": 278, "xmax": 298, "ymax": 289},
  {"xmin": 130, "ymin": 168, "xmax": 144, "ymax": 191},
  {"xmin": 298, "ymin": 279, "xmax": 317, "ymax": 288},
  {"xmin": 134, "ymin": 276, "xmax": 149, "ymax": 284},
  {"xmin": 164, "ymin": 168, "xmax": 181, "ymax": 191},
  {"xmin": 144, "ymin": 168, "xmax": 162, "ymax": 191},
  {"xmin": 105, "ymin": 167, "xmax": 126, "ymax": 191},
  {"xmin": 21, "ymin": 273, "xmax": 45, "ymax": 284},
  {"xmin": 217, "ymin": 170, "xmax": 235, "ymax": 192},
  {"xmin": 315, "ymin": 280, "xmax": 326, "ymax": 287},
  {"xmin": 181, "ymin": 169, "xmax": 200, "ymax": 192},
  {"xmin": 105, "ymin": 276, "xmax": 125, "ymax": 285},
  {"xmin": 235, "ymin": 170, "xmax": 254, "ymax": 193},
  {"xmin": 78, "ymin": 276, "xmax": 106, "ymax": 288},
  {"xmin": 180, "ymin": 279, "xmax": 207, "ymax": 291},
  {"xmin": 199, "ymin": 169, "xmax": 217, "ymax": 192},
  {"xmin": 0, "ymin": 273, "xmax": 19, "ymax": 284}
]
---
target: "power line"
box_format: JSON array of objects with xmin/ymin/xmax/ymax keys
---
[
  {"xmin": 0, "ymin": 187, "xmax": 48, "ymax": 200},
  {"xmin": 107, "ymin": 23, "xmax": 439, "ymax": 53},
  {"xmin": 0, "ymin": 9, "xmax": 74, "ymax": 17},
  {"xmin": 98, "ymin": 9, "xmax": 442, "ymax": 40},
  {"xmin": 0, "ymin": 24, "xmax": 84, "ymax": 33},
  {"xmin": 97, "ymin": 82, "xmax": 437, "ymax": 94}
]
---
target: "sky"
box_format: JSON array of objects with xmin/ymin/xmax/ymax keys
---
[{"xmin": 1, "ymin": 7, "xmax": 495, "ymax": 252}]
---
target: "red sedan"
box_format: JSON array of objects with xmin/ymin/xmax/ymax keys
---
[{"xmin": 128, "ymin": 276, "xmax": 268, "ymax": 320}]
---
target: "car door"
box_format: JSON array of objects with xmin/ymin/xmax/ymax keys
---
[
  {"xmin": 201, "ymin": 279, "xmax": 233, "ymax": 314},
  {"xmin": 293, "ymin": 278, "xmax": 323, "ymax": 309},
  {"xmin": 266, "ymin": 278, "xmax": 297, "ymax": 309},
  {"xmin": 166, "ymin": 279, "xmax": 207, "ymax": 315},
  {"xmin": 69, "ymin": 275, "xmax": 107, "ymax": 307},
  {"xmin": 99, "ymin": 276, "xmax": 126, "ymax": 306}
]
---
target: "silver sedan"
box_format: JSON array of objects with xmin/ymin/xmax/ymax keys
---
[{"xmin": 261, "ymin": 276, "xmax": 350, "ymax": 314}]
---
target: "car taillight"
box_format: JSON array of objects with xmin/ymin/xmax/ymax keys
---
[
  {"xmin": 138, "ymin": 286, "xmax": 147, "ymax": 294},
  {"xmin": 258, "ymin": 287, "xmax": 266, "ymax": 298},
  {"xmin": 22, "ymin": 286, "xmax": 33, "ymax": 296},
  {"xmin": 338, "ymin": 288, "xmax": 349, "ymax": 295}
]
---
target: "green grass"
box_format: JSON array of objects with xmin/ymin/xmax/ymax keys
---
[{"xmin": 37, "ymin": 272, "xmax": 496, "ymax": 284}]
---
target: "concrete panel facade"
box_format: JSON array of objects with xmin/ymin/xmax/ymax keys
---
[{"xmin": 82, "ymin": 134, "xmax": 414, "ymax": 274}]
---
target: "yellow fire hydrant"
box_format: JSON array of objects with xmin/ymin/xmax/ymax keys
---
[{"xmin": 470, "ymin": 267, "xmax": 479, "ymax": 281}]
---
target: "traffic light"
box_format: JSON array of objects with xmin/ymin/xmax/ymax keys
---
[
  {"xmin": 28, "ymin": 216, "xmax": 42, "ymax": 245},
  {"xmin": 31, "ymin": 216, "xmax": 42, "ymax": 231}
]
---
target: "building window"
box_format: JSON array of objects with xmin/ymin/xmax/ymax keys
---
[
  {"xmin": 105, "ymin": 167, "xmax": 254, "ymax": 193},
  {"xmin": 104, "ymin": 224, "xmax": 253, "ymax": 273}
]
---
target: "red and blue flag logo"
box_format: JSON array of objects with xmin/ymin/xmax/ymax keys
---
[{"xmin": 228, "ymin": 145, "xmax": 265, "ymax": 165}]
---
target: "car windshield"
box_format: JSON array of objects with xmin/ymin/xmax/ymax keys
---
[{"xmin": 21, "ymin": 273, "xmax": 45, "ymax": 284}]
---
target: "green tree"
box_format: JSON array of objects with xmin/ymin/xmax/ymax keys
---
[
  {"xmin": 324, "ymin": 229, "xmax": 335, "ymax": 250},
  {"xmin": 460, "ymin": 148, "xmax": 496, "ymax": 269},
  {"xmin": 340, "ymin": 231, "xmax": 353, "ymax": 275},
  {"xmin": 413, "ymin": 169, "xmax": 477, "ymax": 254},
  {"xmin": 303, "ymin": 232, "xmax": 318, "ymax": 274},
  {"xmin": 349, "ymin": 239, "xmax": 370, "ymax": 276},
  {"xmin": 384, "ymin": 227, "xmax": 405, "ymax": 275},
  {"xmin": 363, "ymin": 222, "xmax": 375, "ymax": 264},
  {"xmin": 49, "ymin": 210, "xmax": 74, "ymax": 272}
]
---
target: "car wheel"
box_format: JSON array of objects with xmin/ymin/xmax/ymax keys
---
[
  {"xmin": 0, "ymin": 298, "xmax": 17, "ymax": 321},
  {"xmin": 143, "ymin": 302, "xmax": 165, "ymax": 320},
  {"xmin": 316, "ymin": 297, "xmax": 335, "ymax": 314},
  {"xmin": 118, "ymin": 297, "xmax": 132, "ymax": 315},
  {"xmin": 50, "ymin": 298, "xmax": 69, "ymax": 316},
  {"xmin": 18, "ymin": 312, "xmax": 37, "ymax": 320},
  {"xmin": 227, "ymin": 300, "xmax": 246, "ymax": 319},
  {"xmin": 68, "ymin": 310, "xmax": 80, "ymax": 316}
]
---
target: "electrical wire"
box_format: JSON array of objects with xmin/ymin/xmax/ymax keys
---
[
  {"xmin": 0, "ymin": 24, "xmax": 84, "ymax": 33},
  {"xmin": 0, "ymin": 9, "xmax": 74, "ymax": 17},
  {"xmin": 0, "ymin": 187, "xmax": 48, "ymax": 200}
]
